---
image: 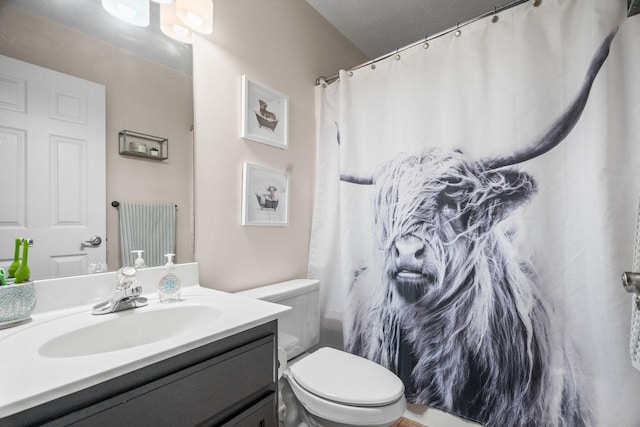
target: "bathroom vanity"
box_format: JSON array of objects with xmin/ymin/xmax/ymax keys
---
[
  {"xmin": 3, "ymin": 322, "xmax": 277, "ymax": 426},
  {"xmin": 0, "ymin": 263, "xmax": 288, "ymax": 426}
]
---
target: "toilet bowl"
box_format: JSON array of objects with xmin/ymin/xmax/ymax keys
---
[
  {"xmin": 281, "ymin": 347, "xmax": 406, "ymax": 427},
  {"xmin": 237, "ymin": 279, "xmax": 407, "ymax": 427}
]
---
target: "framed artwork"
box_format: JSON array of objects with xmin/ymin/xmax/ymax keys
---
[
  {"xmin": 241, "ymin": 75, "xmax": 288, "ymax": 149},
  {"xmin": 242, "ymin": 163, "xmax": 289, "ymax": 226}
]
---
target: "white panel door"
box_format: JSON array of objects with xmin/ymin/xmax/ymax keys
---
[{"xmin": 0, "ymin": 55, "xmax": 106, "ymax": 279}]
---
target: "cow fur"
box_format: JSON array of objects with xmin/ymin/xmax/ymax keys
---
[{"xmin": 345, "ymin": 149, "xmax": 591, "ymax": 426}]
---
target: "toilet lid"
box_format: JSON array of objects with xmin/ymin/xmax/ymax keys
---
[{"xmin": 289, "ymin": 347, "xmax": 405, "ymax": 406}]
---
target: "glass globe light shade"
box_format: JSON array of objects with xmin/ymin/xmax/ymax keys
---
[
  {"xmin": 101, "ymin": 0, "xmax": 150, "ymax": 27},
  {"xmin": 176, "ymin": 0, "xmax": 213, "ymax": 35},
  {"xmin": 160, "ymin": 2, "xmax": 194, "ymax": 44}
]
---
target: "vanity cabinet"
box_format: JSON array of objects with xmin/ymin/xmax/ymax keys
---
[{"xmin": 3, "ymin": 321, "xmax": 278, "ymax": 427}]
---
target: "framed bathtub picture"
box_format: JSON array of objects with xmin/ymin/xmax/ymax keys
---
[
  {"xmin": 242, "ymin": 163, "xmax": 289, "ymax": 226},
  {"xmin": 241, "ymin": 75, "xmax": 288, "ymax": 149}
]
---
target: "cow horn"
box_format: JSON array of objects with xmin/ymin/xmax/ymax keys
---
[
  {"xmin": 483, "ymin": 29, "xmax": 617, "ymax": 170},
  {"xmin": 340, "ymin": 174, "xmax": 375, "ymax": 185}
]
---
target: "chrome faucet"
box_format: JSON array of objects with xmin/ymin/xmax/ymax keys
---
[{"xmin": 92, "ymin": 267, "xmax": 148, "ymax": 315}]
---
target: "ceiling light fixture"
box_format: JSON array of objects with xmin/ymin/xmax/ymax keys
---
[
  {"xmin": 176, "ymin": 0, "xmax": 213, "ymax": 35},
  {"xmin": 160, "ymin": 2, "xmax": 194, "ymax": 44},
  {"xmin": 101, "ymin": 0, "xmax": 150, "ymax": 27}
]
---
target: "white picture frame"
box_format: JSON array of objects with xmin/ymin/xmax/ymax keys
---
[
  {"xmin": 241, "ymin": 75, "xmax": 288, "ymax": 149},
  {"xmin": 242, "ymin": 163, "xmax": 289, "ymax": 226}
]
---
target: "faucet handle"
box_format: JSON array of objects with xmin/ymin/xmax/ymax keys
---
[
  {"xmin": 116, "ymin": 267, "xmax": 137, "ymax": 290},
  {"xmin": 125, "ymin": 285, "xmax": 143, "ymax": 297}
]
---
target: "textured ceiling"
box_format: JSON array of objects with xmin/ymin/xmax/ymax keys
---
[{"xmin": 306, "ymin": 0, "xmax": 510, "ymax": 58}]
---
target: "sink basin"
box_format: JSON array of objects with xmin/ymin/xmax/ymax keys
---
[{"xmin": 39, "ymin": 304, "xmax": 221, "ymax": 358}]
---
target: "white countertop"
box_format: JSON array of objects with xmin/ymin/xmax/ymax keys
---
[{"xmin": 0, "ymin": 263, "xmax": 289, "ymax": 418}]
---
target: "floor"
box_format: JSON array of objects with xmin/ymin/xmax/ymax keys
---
[{"xmin": 393, "ymin": 417, "xmax": 426, "ymax": 427}]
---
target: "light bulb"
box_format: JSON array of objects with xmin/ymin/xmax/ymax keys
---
[
  {"xmin": 173, "ymin": 24, "xmax": 190, "ymax": 38},
  {"xmin": 102, "ymin": 0, "xmax": 149, "ymax": 27},
  {"xmin": 186, "ymin": 11, "xmax": 204, "ymax": 28},
  {"xmin": 176, "ymin": 0, "xmax": 213, "ymax": 34}
]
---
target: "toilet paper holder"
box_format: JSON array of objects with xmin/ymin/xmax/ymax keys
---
[{"xmin": 622, "ymin": 272, "xmax": 640, "ymax": 309}]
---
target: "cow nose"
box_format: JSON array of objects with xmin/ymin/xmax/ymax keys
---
[{"xmin": 394, "ymin": 235, "xmax": 425, "ymax": 264}]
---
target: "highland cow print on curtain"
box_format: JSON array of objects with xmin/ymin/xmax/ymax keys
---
[{"xmin": 309, "ymin": 0, "xmax": 640, "ymax": 426}]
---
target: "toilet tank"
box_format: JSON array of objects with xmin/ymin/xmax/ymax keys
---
[{"xmin": 236, "ymin": 279, "xmax": 319, "ymax": 359}]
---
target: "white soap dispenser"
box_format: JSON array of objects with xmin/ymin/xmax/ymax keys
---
[
  {"xmin": 158, "ymin": 253, "xmax": 181, "ymax": 302},
  {"xmin": 132, "ymin": 250, "xmax": 147, "ymax": 269}
]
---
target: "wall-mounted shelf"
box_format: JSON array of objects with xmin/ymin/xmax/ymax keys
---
[{"xmin": 119, "ymin": 130, "xmax": 168, "ymax": 160}]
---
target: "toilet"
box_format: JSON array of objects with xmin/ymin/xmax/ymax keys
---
[{"xmin": 237, "ymin": 279, "xmax": 407, "ymax": 427}]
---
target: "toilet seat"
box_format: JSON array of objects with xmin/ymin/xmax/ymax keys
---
[
  {"xmin": 285, "ymin": 371, "xmax": 406, "ymax": 426},
  {"xmin": 289, "ymin": 347, "xmax": 405, "ymax": 406},
  {"xmin": 284, "ymin": 347, "xmax": 406, "ymax": 425}
]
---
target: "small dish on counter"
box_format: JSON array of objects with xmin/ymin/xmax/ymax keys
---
[{"xmin": 0, "ymin": 281, "xmax": 37, "ymax": 329}]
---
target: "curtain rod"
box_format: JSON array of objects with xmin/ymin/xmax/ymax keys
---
[{"xmin": 316, "ymin": 0, "xmax": 533, "ymax": 86}]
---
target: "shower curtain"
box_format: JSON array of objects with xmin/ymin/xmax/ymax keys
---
[{"xmin": 309, "ymin": 0, "xmax": 640, "ymax": 425}]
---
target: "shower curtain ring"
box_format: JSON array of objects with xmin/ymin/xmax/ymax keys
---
[
  {"xmin": 455, "ymin": 23, "xmax": 462, "ymax": 37},
  {"xmin": 492, "ymin": 7, "xmax": 499, "ymax": 23}
]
